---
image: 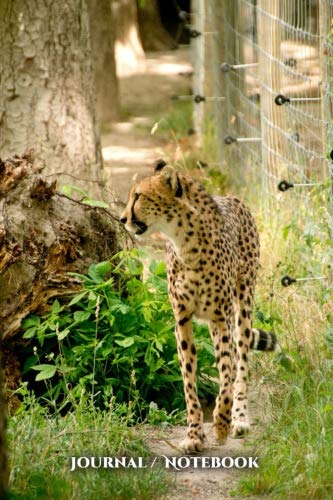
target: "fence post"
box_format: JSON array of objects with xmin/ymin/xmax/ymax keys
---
[
  {"xmin": 318, "ymin": 0, "xmax": 333, "ymax": 240},
  {"xmin": 192, "ymin": 0, "xmax": 206, "ymax": 147},
  {"xmin": 223, "ymin": 1, "xmax": 239, "ymax": 133},
  {"xmin": 207, "ymin": 0, "xmax": 226, "ymax": 166},
  {"xmin": 257, "ymin": 0, "xmax": 283, "ymax": 200},
  {"xmin": 319, "ymin": 1, "xmax": 333, "ymax": 161},
  {"xmin": 218, "ymin": 1, "xmax": 242, "ymax": 181}
]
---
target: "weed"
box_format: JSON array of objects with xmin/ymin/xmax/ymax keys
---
[
  {"xmin": 232, "ymin": 185, "xmax": 333, "ymax": 499},
  {"xmin": 238, "ymin": 343, "xmax": 333, "ymax": 499},
  {"xmin": 147, "ymin": 401, "xmax": 186, "ymax": 426},
  {"xmin": 151, "ymin": 100, "xmax": 193, "ymax": 140},
  {"xmin": 20, "ymin": 249, "xmax": 217, "ymax": 414}
]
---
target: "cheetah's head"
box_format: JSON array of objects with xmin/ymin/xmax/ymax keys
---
[{"xmin": 120, "ymin": 160, "xmax": 183, "ymax": 238}]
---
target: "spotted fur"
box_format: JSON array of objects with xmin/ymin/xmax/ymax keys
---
[{"xmin": 120, "ymin": 164, "xmax": 276, "ymax": 452}]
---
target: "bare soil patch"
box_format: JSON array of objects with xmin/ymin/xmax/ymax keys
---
[{"xmin": 148, "ymin": 385, "xmax": 269, "ymax": 500}]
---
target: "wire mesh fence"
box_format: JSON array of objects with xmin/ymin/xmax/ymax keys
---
[{"xmin": 189, "ymin": 0, "xmax": 333, "ymax": 246}]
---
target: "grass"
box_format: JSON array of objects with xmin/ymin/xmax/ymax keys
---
[
  {"xmin": 7, "ymin": 390, "xmax": 173, "ymax": 499},
  {"xmin": 233, "ymin": 189, "xmax": 333, "ymax": 499},
  {"xmin": 238, "ymin": 345, "xmax": 333, "ymax": 499},
  {"xmin": 150, "ymin": 100, "xmax": 193, "ymax": 140}
]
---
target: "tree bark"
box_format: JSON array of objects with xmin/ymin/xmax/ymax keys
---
[
  {"xmin": 112, "ymin": 0, "xmax": 145, "ymax": 77},
  {"xmin": 0, "ymin": 152, "xmax": 127, "ymax": 342},
  {"xmin": 0, "ymin": 0, "xmax": 103, "ymax": 198},
  {"xmin": 137, "ymin": 0, "xmax": 174, "ymax": 51},
  {"xmin": 87, "ymin": 0, "xmax": 120, "ymax": 124}
]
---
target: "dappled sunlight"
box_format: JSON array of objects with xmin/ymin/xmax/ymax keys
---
[
  {"xmin": 145, "ymin": 58, "xmax": 192, "ymax": 76},
  {"xmin": 102, "ymin": 145, "xmax": 157, "ymax": 163},
  {"xmin": 108, "ymin": 166, "xmax": 131, "ymax": 175},
  {"xmin": 115, "ymin": 24, "xmax": 146, "ymax": 77},
  {"xmin": 119, "ymin": 47, "xmax": 191, "ymax": 81},
  {"xmin": 101, "ymin": 48, "xmax": 191, "ymax": 202}
]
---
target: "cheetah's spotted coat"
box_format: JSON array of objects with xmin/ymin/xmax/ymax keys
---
[{"xmin": 121, "ymin": 162, "xmax": 276, "ymax": 452}]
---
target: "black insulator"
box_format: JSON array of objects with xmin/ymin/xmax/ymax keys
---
[
  {"xmin": 178, "ymin": 10, "xmax": 190, "ymax": 23},
  {"xmin": 278, "ymin": 180, "xmax": 294, "ymax": 192},
  {"xmin": 330, "ymin": 149, "xmax": 333, "ymax": 161},
  {"xmin": 281, "ymin": 275, "xmax": 297, "ymax": 287},
  {"xmin": 220, "ymin": 62, "xmax": 232, "ymax": 73},
  {"xmin": 197, "ymin": 160, "xmax": 208, "ymax": 168},
  {"xmin": 275, "ymin": 94, "xmax": 291, "ymax": 106},
  {"xmin": 292, "ymin": 132, "xmax": 300, "ymax": 142},
  {"xmin": 190, "ymin": 29, "xmax": 201, "ymax": 38},
  {"xmin": 184, "ymin": 25, "xmax": 201, "ymax": 38},
  {"xmin": 284, "ymin": 57, "xmax": 297, "ymax": 67},
  {"xmin": 224, "ymin": 135, "xmax": 236, "ymax": 145},
  {"xmin": 194, "ymin": 94, "xmax": 205, "ymax": 103}
]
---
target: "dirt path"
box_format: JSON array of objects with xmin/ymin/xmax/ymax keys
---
[
  {"xmin": 102, "ymin": 47, "xmax": 192, "ymax": 203},
  {"xmin": 147, "ymin": 386, "xmax": 268, "ymax": 500},
  {"xmin": 101, "ymin": 48, "xmax": 267, "ymax": 499}
]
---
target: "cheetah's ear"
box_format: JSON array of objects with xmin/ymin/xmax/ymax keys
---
[
  {"xmin": 154, "ymin": 159, "xmax": 167, "ymax": 173},
  {"xmin": 160, "ymin": 165, "xmax": 183, "ymax": 198}
]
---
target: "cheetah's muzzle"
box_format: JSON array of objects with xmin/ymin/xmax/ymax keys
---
[{"xmin": 133, "ymin": 219, "xmax": 148, "ymax": 235}]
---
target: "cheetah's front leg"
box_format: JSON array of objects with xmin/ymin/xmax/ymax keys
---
[
  {"xmin": 175, "ymin": 318, "xmax": 205, "ymax": 452},
  {"xmin": 231, "ymin": 279, "xmax": 254, "ymax": 437},
  {"xmin": 209, "ymin": 320, "xmax": 233, "ymax": 443}
]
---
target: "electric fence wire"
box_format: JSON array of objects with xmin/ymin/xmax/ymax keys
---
[{"xmin": 189, "ymin": 0, "xmax": 333, "ymax": 283}]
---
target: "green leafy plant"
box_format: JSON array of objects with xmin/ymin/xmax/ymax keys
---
[
  {"xmin": 21, "ymin": 249, "xmax": 217, "ymax": 414},
  {"xmin": 61, "ymin": 184, "xmax": 109, "ymax": 208},
  {"xmin": 146, "ymin": 401, "xmax": 186, "ymax": 426}
]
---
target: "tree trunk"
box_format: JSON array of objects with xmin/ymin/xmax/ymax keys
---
[
  {"xmin": 87, "ymin": 0, "xmax": 120, "ymax": 124},
  {"xmin": 0, "ymin": 359, "xmax": 8, "ymax": 499},
  {"xmin": 0, "ymin": 0, "xmax": 103, "ymax": 198},
  {"xmin": 0, "ymin": 152, "xmax": 128, "ymax": 407},
  {"xmin": 112, "ymin": 0, "xmax": 145, "ymax": 77},
  {"xmin": 0, "ymin": 152, "xmax": 127, "ymax": 343},
  {"xmin": 137, "ymin": 0, "xmax": 174, "ymax": 51}
]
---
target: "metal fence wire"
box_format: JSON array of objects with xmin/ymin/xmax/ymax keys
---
[{"xmin": 189, "ymin": 0, "xmax": 333, "ymax": 256}]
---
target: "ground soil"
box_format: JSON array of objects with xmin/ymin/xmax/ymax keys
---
[
  {"xmin": 101, "ymin": 47, "xmax": 268, "ymax": 499},
  {"xmin": 147, "ymin": 385, "xmax": 269, "ymax": 500}
]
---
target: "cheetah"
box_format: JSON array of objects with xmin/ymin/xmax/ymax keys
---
[{"xmin": 120, "ymin": 161, "xmax": 276, "ymax": 452}]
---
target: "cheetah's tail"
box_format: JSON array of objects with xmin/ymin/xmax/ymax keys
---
[{"xmin": 250, "ymin": 328, "xmax": 277, "ymax": 351}]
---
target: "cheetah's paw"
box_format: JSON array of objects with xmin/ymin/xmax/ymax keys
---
[
  {"xmin": 231, "ymin": 421, "xmax": 250, "ymax": 438},
  {"xmin": 213, "ymin": 423, "xmax": 229, "ymax": 444},
  {"xmin": 180, "ymin": 436, "xmax": 205, "ymax": 453}
]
